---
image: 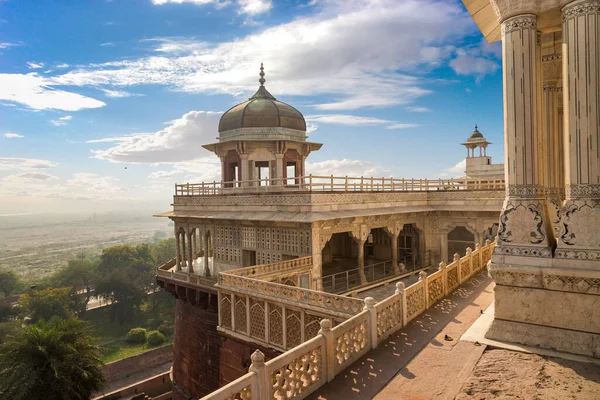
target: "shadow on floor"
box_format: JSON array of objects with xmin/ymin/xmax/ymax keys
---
[{"xmin": 309, "ymin": 272, "xmax": 493, "ymax": 400}]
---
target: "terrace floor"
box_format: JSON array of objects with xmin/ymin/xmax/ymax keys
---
[{"xmin": 309, "ymin": 272, "xmax": 600, "ymax": 400}]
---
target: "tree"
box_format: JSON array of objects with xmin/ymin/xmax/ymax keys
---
[
  {"xmin": 0, "ymin": 268, "xmax": 21, "ymax": 298},
  {"xmin": 152, "ymin": 237, "xmax": 176, "ymax": 266},
  {"xmin": 19, "ymin": 287, "xmax": 83, "ymax": 323},
  {"xmin": 0, "ymin": 317, "xmax": 105, "ymax": 399},
  {"xmin": 95, "ymin": 244, "xmax": 155, "ymax": 326},
  {"xmin": 51, "ymin": 256, "xmax": 99, "ymax": 313}
]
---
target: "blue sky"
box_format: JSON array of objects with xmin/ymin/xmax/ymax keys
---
[{"xmin": 0, "ymin": 0, "xmax": 503, "ymax": 214}]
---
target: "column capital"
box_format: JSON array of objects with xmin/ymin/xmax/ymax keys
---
[
  {"xmin": 562, "ymin": 0, "xmax": 600, "ymax": 17},
  {"xmin": 501, "ymin": 14, "xmax": 537, "ymax": 37}
]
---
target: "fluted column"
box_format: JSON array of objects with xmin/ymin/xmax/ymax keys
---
[
  {"xmin": 203, "ymin": 233, "xmax": 210, "ymax": 277},
  {"xmin": 186, "ymin": 231, "xmax": 194, "ymax": 273},
  {"xmin": 542, "ymin": 51, "xmax": 564, "ymax": 236},
  {"xmin": 556, "ymin": 0, "xmax": 600, "ymax": 261},
  {"xmin": 494, "ymin": 14, "xmax": 554, "ymax": 260},
  {"xmin": 357, "ymin": 238, "xmax": 367, "ymax": 284}
]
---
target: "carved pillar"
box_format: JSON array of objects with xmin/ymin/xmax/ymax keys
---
[
  {"xmin": 204, "ymin": 233, "xmax": 210, "ymax": 277},
  {"xmin": 220, "ymin": 156, "xmax": 226, "ymax": 183},
  {"xmin": 390, "ymin": 230, "xmax": 399, "ymax": 273},
  {"xmin": 311, "ymin": 225, "xmax": 324, "ymax": 291},
  {"xmin": 175, "ymin": 227, "xmax": 182, "ymax": 271},
  {"xmin": 440, "ymin": 230, "xmax": 448, "ymax": 264},
  {"xmin": 240, "ymin": 154, "xmax": 249, "ymax": 187},
  {"xmin": 187, "ymin": 230, "xmax": 194, "ymax": 274},
  {"xmin": 275, "ymin": 153, "xmax": 284, "ymax": 187},
  {"xmin": 556, "ymin": 0, "xmax": 600, "ymax": 261},
  {"xmin": 494, "ymin": 14, "xmax": 554, "ymax": 261},
  {"xmin": 357, "ymin": 238, "xmax": 367, "ymax": 284}
]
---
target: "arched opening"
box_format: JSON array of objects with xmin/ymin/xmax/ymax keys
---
[
  {"xmin": 365, "ymin": 228, "xmax": 396, "ymax": 281},
  {"xmin": 321, "ymin": 232, "xmax": 360, "ymax": 292},
  {"xmin": 398, "ymin": 224, "xmax": 420, "ymax": 270},
  {"xmin": 447, "ymin": 226, "xmax": 476, "ymax": 262}
]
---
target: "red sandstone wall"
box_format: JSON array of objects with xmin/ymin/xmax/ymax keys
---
[
  {"xmin": 219, "ymin": 335, "xmax": 280, "ymax": 387},
  {"xmin": 102, "ymin": 344, "xmax": 172, "ymax": 382},
  {"xmin": 172, "ymin": 298, "xmax": 221, "ymax": 400}
]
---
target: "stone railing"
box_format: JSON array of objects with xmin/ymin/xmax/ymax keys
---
[
  {"xmin": 156, "ymin": 258, "xmax": 217, "ymax": 289},
  {"xmin": 227, "ymin": 256, "xmax": 313, "ymax": 279},
  {"xmin": 202, "ymin": 240, "xmax": 496, "ymax": 400},
  {"xmin": 175, "ymin": 176, "xmax": 505, "ymax": 196}
]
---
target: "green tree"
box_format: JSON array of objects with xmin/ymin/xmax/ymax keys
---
[
  {"xmin": 152, "ymin": 237, "xmax": 176, "ymax": 266},
  {"xmin": 95, "ymin": 244, "xmax": 155, "ymax": 326},
  {"xmin": 0, "ymin": 317, "xmax": 105, "ymax": 400},
  {"xmin": 51, "ymin": 256, "xmax": 99, "ymax": 313},
  {"xmin": 0, "ymin": 268, "xmax": 21, "ymax": 298},
  {"xmin": 19, "ymin": 287, "xmax": 83, "ymax": 323}
]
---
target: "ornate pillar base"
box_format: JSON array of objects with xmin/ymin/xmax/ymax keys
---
[
  {"xmin": 486, "ymin": 264, "xmax": 600, "ymax": 357},
  {"xmin": 555, "ymin": 192, "xmax": 600, "ymax": 262}
]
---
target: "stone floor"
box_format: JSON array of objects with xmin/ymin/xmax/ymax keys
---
[{"xmin": 310, "ymin": 270, "xmax": 600, "ymax": 400}]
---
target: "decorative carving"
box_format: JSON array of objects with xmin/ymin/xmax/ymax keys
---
[
  {"xmin": 304, "ymin": 313, "xmax": 322, "ymax": 340},
  {"xmin": 544, "ymin": 275, "xmax": 600, "ymax": 294},
  {"xmin": 446, "ymin": 265, "xmax": 459, "ymax": 292},
  {"xmin": 405, "ymin": 286, "xmax": 425, "ymax": 322},
  {"xmin": 498, "ymin": 203, "xmax": 546, "ymax": 245},
  {"xmin": 268, "ymin": 303, "xmax": 284, "ymax": 346},
  {"xmin": 566, "ymin": 184, "xmax": 600, "ymax": 198},
  {"xmin": 560, "ymin": 201, "xmax": 600, "ymax": 248},
  {"xmin": 221, "ymin": 294, "xmax": 232, "ymax": 329},
  {"xmin": 502, "ymin": 15, "xmax": 537, "ymax": 36},
  {"xmin": 493, "ymin": 245, "xmax": 552, "ymax": 258},
  {"xmin": 376, "ymin": 297, "xmax": 402, "ymax": 338},
  {"xmin": 286, "ymin": 309, "xmax": 302, "ymax": 349},
  {"xmin": 543, "ymin": 83, "xmax": 563, "ymax": 92},
  {"xmin": 250, "ymin": 299, "xmax": 266, "ymax": 340},
  {"xmin": 506, "ymin": 184, "xmax": 546, "ymax": 198},
  {"xmin": 542, "ymin": 53, "xmax": 562, "ymax": 62},
  {"xmin": 271, "ymin": 347, "xmax": 322, "ymax": 399},
  {"xmin": 234, "ymin": 296, "xmax": 247, "ymax": 334},
  {"xmin": 427, "ymin": 274, "xmax": 444, "ymax": 305},
  {"xmin": 489, "ymin": 270, "xmax": 541, "ymax": 287},
  {"xmin": 334, "ymin": 319, "xmax": 368, "ymax": 369},
  {"xmin": 562, "ymin": 1, "xmax": 600, "ymax": 21}
]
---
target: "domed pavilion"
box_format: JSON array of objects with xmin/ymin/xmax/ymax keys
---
[{"xmin": 203, "ymin": 64, "xmax": 322, "ymax": 187}]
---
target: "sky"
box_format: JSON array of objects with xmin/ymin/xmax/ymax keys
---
[{"xmin": 0, "ymin": 0, "xmax": 504, "ymax": 215}]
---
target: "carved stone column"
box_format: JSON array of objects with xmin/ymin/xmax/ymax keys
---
[
  {"xmin": 203, "ymin": 233, "xmax": 210, "ymax": 277},
  {"xmin": 556, "ymin": 0, "xmax": 600, "ymax": 262},
  {"xmin": 187, "ymin": 230, "xmax": 194, "ymax": 274},
  {"xmin": 311, "ymin": 225, "xmax": 325, "ymax": 291},
  {"xmin": 357, "ymin": 238, "xmax": 367, "ymax": 284},
  {"xmin": 220, "ymin": 156, "xmax": 226, "ymax": 183},
  {"xmin": 493, "ymin": 14, "xmax": 554, "ymax": 262},
  {"xmin": 240, "ymin": 154, "xmax": 249, "ymax": 187},
  {"xmin": 175, "ymin": 226, "xmax": 182, "ymax": 271},
  {"xmin": 542, "ymin": 33, "xmax": 565, "ymax": 237},
  {"xmin": 275, "ymin": 153, "xmax": 284, "ymax": 187},
  {"xmin": 440, "ymin": 230, "xmax": 448, "ymax": 264}
]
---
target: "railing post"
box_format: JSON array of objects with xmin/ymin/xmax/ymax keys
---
[
  {"xmin": 419, "ymin": 271, "xmax": 428, "ymax": 308},
  {"xmin": 330, "ymin": 174, "xmax": 334, "ymax": 191},
  {"xmin": 395, "ymin": 282, "xmax": 405, "ymax": 327},
  {"xmin": 391, "ymin": 177, "xmax": 395, "ymax": 191},
  {"xmin": 454, "ymin": 253, "xmax": 461, "ymax": 283},
  {"xmin": 345, "ymin": 176, "xmax": 348, "ymax": 191},
  {"xmin": 424, "ymin": 178, "xmax": 428, "ymax": 191},
  {"xmin": 364, "ymin": 297, "xmax": 378, "ymax": 349},
  {"xmin": 249, "ymin": 350, "xmax": 268, "ymax": 400},
  {"xmin": 360, "ymin": 176, "xmax": 364, "ymax": 190},
  {"xmin": 439, "ymin": 261, "xmax": 448, "ymax": 295},
  {"xmin": 319, "ymin": 319, "xmax": 335, "ymax": 382},
  {"xmin": 309, "ymin": 174, "xmax": 313, "ymax": 191}
]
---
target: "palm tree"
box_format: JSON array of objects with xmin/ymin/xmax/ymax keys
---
[{"xmin": 0, "ymin": 317, "xmax": 105, "ymax": 400}]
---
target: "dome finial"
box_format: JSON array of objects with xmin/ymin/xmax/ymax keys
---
[
  {"xmin": 259, "ymin": 63, "xmax": 265, "ymax": 86},
  {"xmin": 474, "ymin": 124, "xmax": 478, "ymax": 131}
]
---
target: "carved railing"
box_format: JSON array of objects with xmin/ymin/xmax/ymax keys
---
[
  {"xmin": 175, "ymin": 176, "xmax": 505, "ymax": 196},
  {"xmin": 201, "ymin": 240, "xmax": 496, "ymax": 400},
  {"xmin": 156, "ymin": 257, "xmax": 217, "ymax": 289},
  {"xmin": 227, "ymin": 256, "xmax": 313, "ymax": 279}
]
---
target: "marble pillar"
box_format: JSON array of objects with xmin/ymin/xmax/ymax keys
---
[
  {"xmin": 556, "ymin": 0, "xmax": 600, "ymax": 262},
  {"xmin": 175, "ymin": 228, "xmax": 182, "ymax": 271},
  {"xmin": 187, "ymin": 231, "xmax": 194, "ymax": 274},
  {"xmin": 204, "ymin": 233, "xmax": 210, "ymax": 277},
  {"xmin": 492, "ymin": 14, "xmax": 555, "ymax": 261}
]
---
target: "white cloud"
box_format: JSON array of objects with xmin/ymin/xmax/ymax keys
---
[
  {"xmin": 2, "ymin": 172, "xmax": 59, "ymax": 181},
  {"xmin": 56, "ymin": 63, "xmax": 70, "ymax": 69},
  {"xmin": 0, "ymin": 157, "xmax": 58, "ymax": 171},
  {"xmin": 4, "ymin": 132, "xmax": 24, "ymax": 139},
  {"xmin": 306, "ymin": 159, "xmax": 390, "ymax": 178},
  {"xmin": 27, "ymin": 61, "xmax": 44, "ymax": 69},
  {"xmin": 405, "ymin": 106, "xmax": 430, "ymax": 112},
  {"xmin": 306, "ymin": 114, "xmax": 390, "ymax": 125},
  {"xmin": 450, "ymin": 55, "xmax": 499, "ymax": 78},
  {"xmin": 100, "ymin": 42, "xmax": 115, "ymax": 47},
  {"xmin": 101, "ymin": 88, "xmax": 143, "ymax": 98},
  {"xmin": 238, "ymin": 0, "xmax": 271, "ymax": 15},
  {"xmin": 0, "ymin": 73, "xmax": 105, "ymax": 111},
  {"xmin": 50, "ymin": 0, "xmax": 473, "ymax": 111},
  {"xmin": 0, "ymin": 42, "xmax": 19, "ymax": 49},
  {"xmin": 439, "ymin": 159, "xmax": 466, "ymax": 178},
  {"xmin": 90, "ymin": 110, "xmax": 221, "ymax": 163},
  {"xmin": 385, "ymin": 123, "xmax": 420, "ymax": 129},
  {"xmin": 50, "ymin": 115, "xmax": 73, "ymax": 126}
]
